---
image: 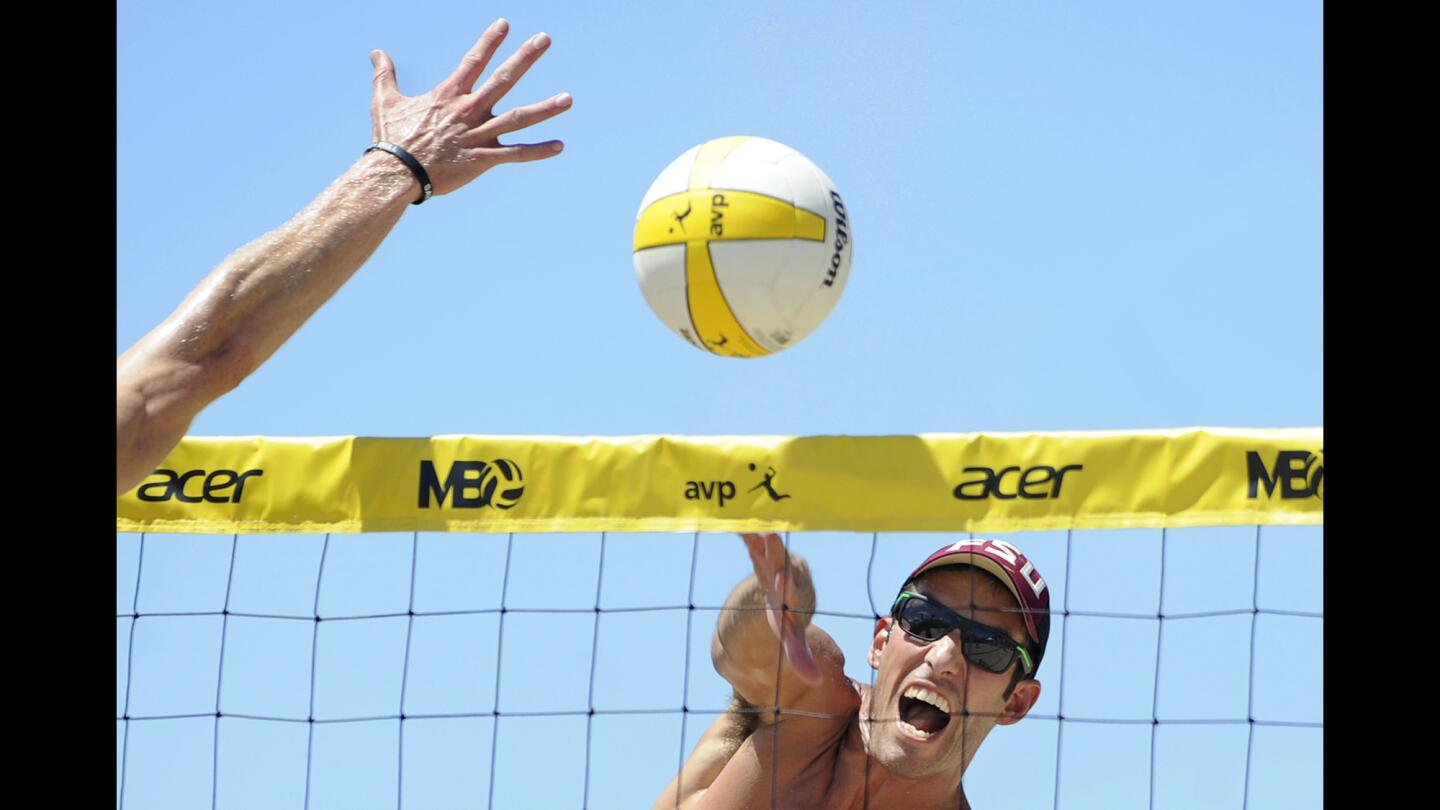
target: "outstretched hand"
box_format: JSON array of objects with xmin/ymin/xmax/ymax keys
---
[
  {"xmin": 740, "ymin": 533, "xmax": 823, "ymax": 686},
  {"xmin": 368, "ymin": 18, "xmax": 571, "ymax": 197}
]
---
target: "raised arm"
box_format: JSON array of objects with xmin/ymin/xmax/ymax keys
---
[
  {"xmin": 711, "ymin": 533, "xmax": 854, "ymax": 719},
  {"xmin": 648, "ymin": 534, "xmax": 854, "ymax": 808},
  {"xmin": 117, "ymin": 19, "xmax": 571, "ymax": 495}
]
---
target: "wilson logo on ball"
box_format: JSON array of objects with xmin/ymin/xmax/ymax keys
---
[{"xmin": 632, "ymin": 136, "xmax": 852, "ymax": 358}]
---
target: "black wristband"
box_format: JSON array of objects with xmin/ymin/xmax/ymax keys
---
[{"xmin": 365, "ymin": 141, "xmax": 434, "ymax": 205}]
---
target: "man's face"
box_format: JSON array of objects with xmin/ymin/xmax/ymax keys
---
[{"xmin": 865, "ymin": 566, "xmax": 1042, "ymax": 780}]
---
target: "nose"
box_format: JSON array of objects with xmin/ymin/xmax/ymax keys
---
[{"xmin": 924, "ymin": 629, "xmax": 969, "ymax": 678}]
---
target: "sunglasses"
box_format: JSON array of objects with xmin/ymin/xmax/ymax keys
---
[{"xmin": 890, "ymin": 591, "xmax": 1035, "ymax": 676}]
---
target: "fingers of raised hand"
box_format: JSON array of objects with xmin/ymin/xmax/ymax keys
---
[
  {"xmin": 741, "ymin": 533, "xmax": 784, "ymax": 581},
  {"xmin": 741, "ymin": 533, "xmax": 818, "ymax": 681},
  {"xmin": 370, "ymin": 49, "xmax": 399, "ymax": 99},
  {"xmin": 465, "ymin": 141, "xmax": 565, "ymax": 166},
  {"xmin": 468, "ymin": 32, "xmax": 552, "ymax": 114},
  {"xmin": 441, "ymin": 19, "xmax": 510, "ymax": 96},
  {"xmin": 472, "ymin": 93, "xmax": 572, "ymax": 140},
  {"xmin": 781, "ymin": 617, "xmax": 824, "ymax": 685},
  {"xmin": 744, "ymin": 533, "xmax": 799, "ymax": 612}
]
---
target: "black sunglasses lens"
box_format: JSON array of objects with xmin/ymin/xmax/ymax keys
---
[
  {"xmin": 898, "ymin": 596, "xmax": 1018, "ymax": 674},
  {"xmin": 961, "ymin": 637, "xmax": 1015, "ymax": 674},
  {"xmin": 898, "ymin": 599, "xmax": 952, "ymax": 641}
]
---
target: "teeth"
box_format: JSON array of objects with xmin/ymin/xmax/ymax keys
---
[
  {"xmin": 898, "ymin": 719, "xmax": 933, "ymax": 739},
  {"xmin": 903, "ymin": 686, "xmax": 952, "ymax": 715}
]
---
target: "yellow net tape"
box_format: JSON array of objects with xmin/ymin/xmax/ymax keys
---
[{"xmin": 115, "ymin": 428, "xmax": 1322, "ymax": 534}]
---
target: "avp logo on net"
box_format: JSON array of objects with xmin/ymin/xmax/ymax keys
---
[{"xmin": 685, "ymin": 462, "xmax": 793, "ymax": 508}]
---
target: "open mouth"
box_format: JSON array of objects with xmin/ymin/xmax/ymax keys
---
[{"xmin": 897, "ymin": 685, "xmax": 952, "ymax": 740}]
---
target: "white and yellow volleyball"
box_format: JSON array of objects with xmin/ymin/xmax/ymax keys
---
[{"xmin": 632, "ymin": 136, "xmax": 852, "ymax": 357}]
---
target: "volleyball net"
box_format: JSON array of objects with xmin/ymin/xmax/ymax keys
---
[{"xmin": 116, "ymin": 428, "xmax": 1323, "ymax": 809}]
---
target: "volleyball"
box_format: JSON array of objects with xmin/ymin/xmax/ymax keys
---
[{"xmin": 632, "ymin": 136, "xmax": 852, "ymax": 357}]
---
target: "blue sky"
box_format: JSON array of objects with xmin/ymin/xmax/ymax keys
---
[{"xmin": 118, "ymin": 1, "xmax": 1322, "ymax": 807}]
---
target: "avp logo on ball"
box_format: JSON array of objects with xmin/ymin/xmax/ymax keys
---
[
  {"xmin": 1246, "ymin": 449, "xmax": 1323, "ymax": 500},
  {"xmin": 136, "ymin": 468, "xmax": 265, "ymax": 503},
  {"xmin": 709, "ymin": 193, "xmax": 730, "ymax": 236},
  {"xmin": 952, "ymin": 464, "xmax": 1084, "ymax": 501},
  {"xmin": 418, "ymin": 459, "xmax": 526, "ymax": 509}
]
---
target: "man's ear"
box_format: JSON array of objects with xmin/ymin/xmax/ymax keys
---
[
  {"xmin": 995, "ymin": 678, "xmax": 1041, "ymax": 726},
  {"xmin": 868, "ymin": 617, "xmax": 891, "ymax": 670}
]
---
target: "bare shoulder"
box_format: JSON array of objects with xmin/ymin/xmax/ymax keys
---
[{"xmin": 650, "ymin": 700, "xmax": 752, "ymax": 810}]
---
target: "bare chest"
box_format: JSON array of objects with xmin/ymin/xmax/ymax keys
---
[
  {"xmin": 746, "ymin": 748, "xmax": 866, "ymax": 810},
  {"xmin": 704, "ymin": 722, "xmax": 941, "ymax": 810},
  {"xmin": 813, "ymin": 731, "xmax": 962, "ymax": 810}
]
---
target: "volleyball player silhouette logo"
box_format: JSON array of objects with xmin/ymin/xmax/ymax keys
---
[{"xmin": 747, "ymin": 463, "xmax": 791, "ymax": 501}]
